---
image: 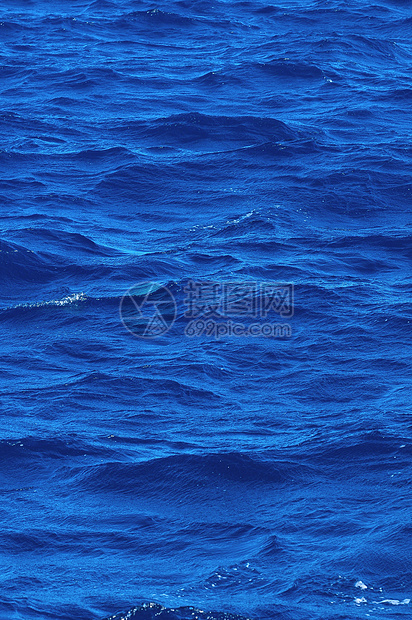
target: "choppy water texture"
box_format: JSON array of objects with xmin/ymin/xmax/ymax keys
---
[{"xmin": 1, "ymin": 0, "xmax": 412, "ymax": 619}]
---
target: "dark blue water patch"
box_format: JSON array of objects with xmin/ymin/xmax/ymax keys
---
[{"xmin": 377, "ymin": 87, "xmax": 412, "ymax": 101}]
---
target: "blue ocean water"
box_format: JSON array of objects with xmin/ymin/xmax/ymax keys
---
[{"xmin": 1, "ymin": 0, "xmax": 411, "ymax": 618}]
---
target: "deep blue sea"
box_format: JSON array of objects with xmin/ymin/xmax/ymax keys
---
[{"xmin": 1, "ymin": 1, "xmax": 411, "ymax": 619}]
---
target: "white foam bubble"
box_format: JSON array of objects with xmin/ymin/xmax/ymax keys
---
[{"xmin": 378, "ymin": 598, "xmax": 411, "ymax": 606}]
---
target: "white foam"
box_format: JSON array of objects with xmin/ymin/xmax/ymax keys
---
[
  {"xmin": 378, "ymin": 598, "xmax": 410, "ymax": 606},
  {"xmin": 11, "ymin": 292, "xmax": 86, "ymax": 311}
]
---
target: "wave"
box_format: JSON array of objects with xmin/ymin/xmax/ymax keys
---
[
  {"xmin": 68, "ymin": 452, "xmax": 312, "ymax": 498},
  {"xmin": 102, "ymin": 603, "xmax": 252, "ymax": 620},
  {"xmin": 0, "ymin": 239, "xmax": 56, "ymax": 283},
  {"xmin": 14, "ymin": 228, "xmax": 124, "ymax": 257},
  {"xmin": 114, "ymin": 113, "xmax": 298, "ymax": 146},
  {"xmin": 115, "ymin": 9, "xmax": 195, "ymax": 32},
  {"xmin": 255, "ymin": 60, "xmax": 325, "ymax": 79}
]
